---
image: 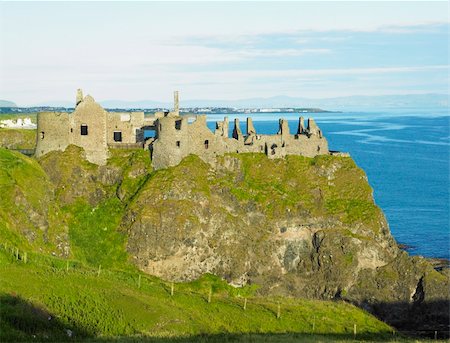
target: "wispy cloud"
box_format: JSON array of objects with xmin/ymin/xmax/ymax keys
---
[{"xmin": 0, "ymin": 1, "xmax": 448, "ymax": 104}]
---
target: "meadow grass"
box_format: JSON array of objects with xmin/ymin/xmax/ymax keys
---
[{"xmin": 0, "ymin": 246, "xmax": 404, "ymax": 342}]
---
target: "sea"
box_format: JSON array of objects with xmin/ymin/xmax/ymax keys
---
[{"xmin": 204, "ymin": 109, "xmax": 450, "ymax": 260}]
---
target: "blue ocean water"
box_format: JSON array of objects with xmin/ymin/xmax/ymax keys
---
[{"xmin": 204, "ymin": 110, "xmax": 450, "ymax": 259}]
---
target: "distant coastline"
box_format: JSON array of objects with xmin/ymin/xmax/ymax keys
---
[{"xmin": 0, "ymin": 106, "xmax": 339, "ymax": 115}]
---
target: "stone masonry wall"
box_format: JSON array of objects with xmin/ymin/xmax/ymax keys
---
[
  {"xmin": 35, "ymin": 112, "xmax": 70, "ymax": 158},
  {"xmin": 36, "ymin": 89, "xmax": 330, "ymax": 169},
  {"xmin": 107, "ymin": 112, "xmax": 145, "ymax": 145},
  {"xmin": 69, "ymin": 95, "xmax": 108, "ymax": 165},
  {"xmin": 150, "ymin": 115, "xmax": 329, "ymax": 170}
]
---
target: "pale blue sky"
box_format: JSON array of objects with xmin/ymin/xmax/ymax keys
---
[{"xmin": 0, "ymin": 1, "xmax": 448, "ymax": 105}]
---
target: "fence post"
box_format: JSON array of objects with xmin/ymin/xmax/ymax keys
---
[
  {"xmin": 277, "ymin": 302, "xmax": 281, "ymax": 319},
  {"xmin": 23, "ymin": 252, "xmax": 27, "ymax": 264},
  {"xmin": 312, "ymin": 315, "xmax": 316, "ymax": 332},
  {"xmin": 97, "ymin": 265, "xmax": 101, "ymax": 277},
  {"xmin": 15, "ymin": 247, "xmax": 19, "ymax": 260},
  {"xmin": 243, "ymin": 297, "xmax": 247, "ymax": 311},
  {"xmin": 434, "ymin": 331, "xmax": 437, "ymax": 340},
  {"xmin": 170, "ymin": 282, "xmax": 174, "ymax": 296},
  {"xmin": 353, "ymin": 324, "xmax": 357, "ymax": 338},
  {"xmin": 66, "ymin": 261, "xmax": 69, "ymax": 272},
  {"xmin": 207, "ymin": 287, "xmax": 212, "ymax": 303},
  {"xmin": 138, "ymin": 275, "xmax": 141, "ymax": 289}
]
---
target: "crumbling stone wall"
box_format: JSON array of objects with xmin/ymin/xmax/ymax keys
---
[
  {"xmin": 69, "ymin": 95, "xmax": 108, "ymax": 165},
  {"xmin": 107, "ymin": 112, "xmax": 145, "ymax": 145},
  {"xmin": 150, "ymin": 114, "xmax": 329, "ymax": 170},
  {"xmin": 36, "ymin": 89, "xmax": 330, "ymax": 169},
  {"xmin": 35, "ymin": 112, "xmax": 70, "ymax": 157},
  {"xmin": 36, "ymin": 90, "xmax": 149, "ymax": 165}
]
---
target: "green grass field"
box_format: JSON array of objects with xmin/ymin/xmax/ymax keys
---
[
  {"xmin": 0, "ymin": 245, "xmax": 406, "ymax": 342},
  {"xmin": 0, "ymin": 147, "xmax": 446, "ymax": 342}
]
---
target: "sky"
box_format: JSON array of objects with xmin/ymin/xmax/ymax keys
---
[{"xmin": 0, "ymin": 1, "xmax": 449, "ymax": 106}]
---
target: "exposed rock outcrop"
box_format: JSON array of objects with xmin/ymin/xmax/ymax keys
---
[
  {"xmin": 1, "ymin": 146, "xmax": 447, "ymax": 335},
  {"xmin": 121, "ymin": 153, "xmax": 449, "ymax": 334}
]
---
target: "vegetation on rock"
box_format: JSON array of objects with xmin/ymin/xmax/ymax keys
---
[
  {"xmin": 0, "ymin": 128, "xmax": 36, "ymax": 149},
  {"xmin": 0, "ymin": 144, "xmax": 448, "ymax": 340}
]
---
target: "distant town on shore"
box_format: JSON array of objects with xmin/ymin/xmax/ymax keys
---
[{"xmin": 0, "ymin": 106, "xmax": 336, "ymax": 115}]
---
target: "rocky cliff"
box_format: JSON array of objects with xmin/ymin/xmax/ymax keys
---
[
  {"xmin": 0, "ymin": 146, "xmax": 448, "ymax": 335},
  {"xmin": 121, "ymin": 153, "xmax": 449, "ymax": 335}
]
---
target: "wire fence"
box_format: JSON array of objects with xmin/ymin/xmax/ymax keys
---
[{"xmin": 1, "ymin": 242, "xmax": 449, "ymax": 339}]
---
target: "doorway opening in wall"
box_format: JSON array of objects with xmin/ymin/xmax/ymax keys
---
[
  {"xmin": 204, "ymin": 140, "xmax": 209, "ymax": 149},
  {"xmin": 81, "ymin": 124, "xmax": 88, "ymax": 136},
  {"xmin": 114, "ymin": 131, "xmax": 122, "ymax": 142}
]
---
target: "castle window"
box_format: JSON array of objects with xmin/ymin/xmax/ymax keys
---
[
  {"xmin": 271, "ymin": 143, "xmax": 278, "ymax": 155},
  {"xmin": 40, "ymin": 131, "xmax": 44, "ymax": 139},
  {"xmin": 70, "ymin": 128, "xmax": 73, "ymax": 133},
  {"xmin": 204, "ymin": 140, "xmax": 209, "ymax": 149},
  {"xmin": 113, "ymin": 131, "xmax": 122, "ymax": 142},
  {"xmin": 176, "ymin": 141, "xmax": 181, "ymax": 147},
  {"xmin": 81, "ymin": 124, "xmax": 88, "ymax": 136},
  {"xmin": 175, "ymin": 120, "xmax": 182, "ymax": 130}
]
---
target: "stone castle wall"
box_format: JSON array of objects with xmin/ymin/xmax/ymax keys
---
[
  {"xmin": 69, "ymin": 95, "xmax": 108, "ymax": 165},
  {"xmin": 35, "ymin": 112, "xmax": 70, "ymax": 157},
  {"xmin": 150, "ymin": 114, "xmax": 329, "ymax": 170},
  {"xmin": 36, "ymin": 90, "xmax": 146, "ymax": 165},
  {"xmin": 36, "ymin": 89, "xmax": 331, "ymax": 168},
  {"xmin": 107, "ymin": 112, "xmax": 145, "ymax": 145}
]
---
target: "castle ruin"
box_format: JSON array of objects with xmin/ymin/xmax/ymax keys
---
[{"xmin": 36, "ymin": 90, "xmax": 330, "ymax": 168}]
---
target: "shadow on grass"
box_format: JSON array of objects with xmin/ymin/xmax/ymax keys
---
[
  {"xmin": 0, "ymin": 293, "xmax": 89, "ymax": 342},
  {"xmin": 1, "ymin": 292, "xmax": 448, "ymax": 342},
  {"xmin": 362, "ymin": 299, "xmax": 450, "ymax": 340}
]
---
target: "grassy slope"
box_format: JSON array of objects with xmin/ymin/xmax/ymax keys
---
[
  {"xmin": 0, "ymin": 128, "xmax": 36, "ymax": 149},
  {"xmin": 142, "ymin": 153, "xmax": 383, "ymax": 232},
  {"xmin": 0, "ymin": 148, "xmax": 437, "ymax": 342},
  {"xmin": 0, "ymin": 247, "xmax": 399, "ymax": 342},
  {"xmin": 217, "ymin": 153, "xmax": 382, "ymax": 231},
  {"xmin": 0, "ymin": 148, "xmax": 57, "ymax": 252}
]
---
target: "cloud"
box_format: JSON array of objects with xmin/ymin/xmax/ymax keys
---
[
  {"xmin": 167, "ymin": 65, "xmax": 449, "ymax": 83},
  {"xmin": 235, "ymin": 48, "xmax": 331, "ymax": 58}
]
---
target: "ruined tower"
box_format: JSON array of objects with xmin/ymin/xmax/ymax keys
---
[
  {"xmin": 174, "ymin": 91, "xmax": 179, "ymax": 115},
  {"xmin": 76, "ymin": 89, "xmax": 83, "ymax": 107}
]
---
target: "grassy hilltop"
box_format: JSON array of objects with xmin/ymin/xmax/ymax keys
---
[{"xmin": 0, "ymin": 141, "xmax": 448, "ymax": 341}]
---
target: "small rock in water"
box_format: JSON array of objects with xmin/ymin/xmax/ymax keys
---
[{"xmin": 398, "ymin": 243, "xmax": 415, "ymax": 251}]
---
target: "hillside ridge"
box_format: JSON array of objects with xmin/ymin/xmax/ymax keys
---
[{"xmin": 0, "ymin": 145, "xmax": 448, "ymax": 339}]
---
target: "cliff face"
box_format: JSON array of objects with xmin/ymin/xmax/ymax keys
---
[
  {"xmin": 121, "ymin": 153, "xmax": 449, "ymax": 332},
  {"xmin": 0, "ymin": 147, "xmax": 68, "ymax": 255},
  {"xmin": 123, "ymin": 154, "xmax": 393, "ymax": 288},
  {"xmin": 1, "ymin": 146, "xmax": 448, "ymax": 334}
]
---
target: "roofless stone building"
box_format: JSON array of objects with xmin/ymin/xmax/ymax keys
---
[{"xmin": 36, "ymin": 89, "xmax": 330, "ymax": 168}]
